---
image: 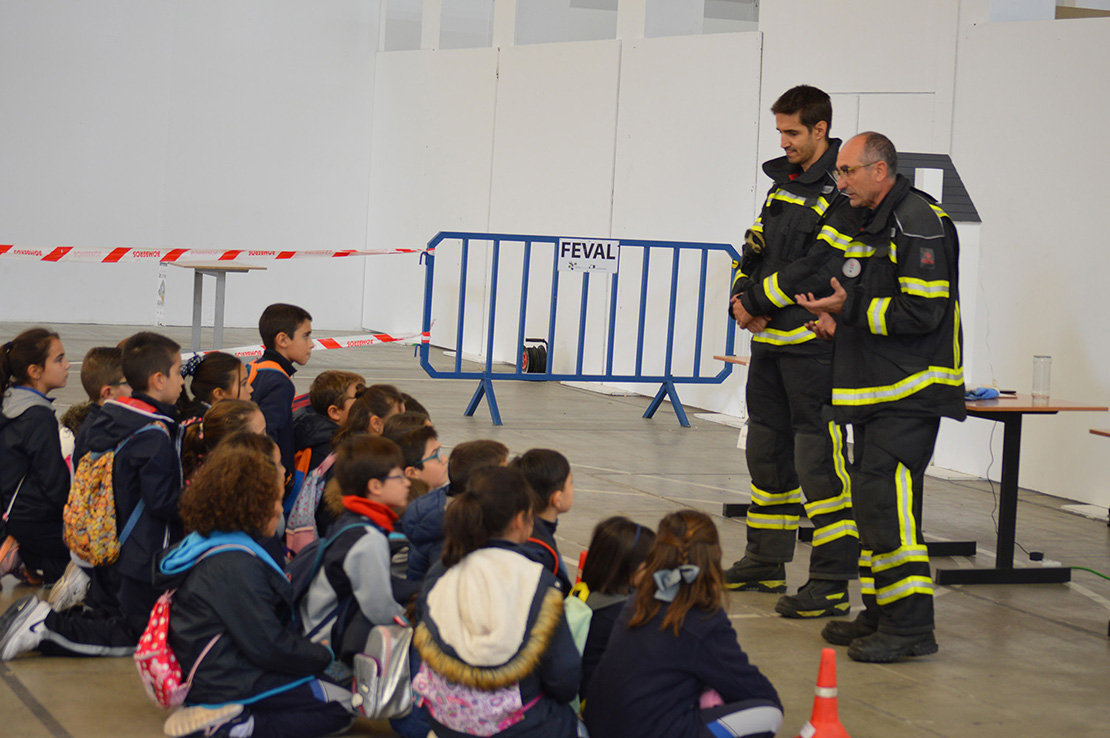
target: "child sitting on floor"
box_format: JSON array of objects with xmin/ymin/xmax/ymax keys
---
[
  {"xmin": 0, "ymin": 328, "xmax": 73, "ymax": 585},
  {"xmin": 570, "ymin": 516, "xmax": 655, "ymax": 699},
  {"xmin": 512, "ymin": 449, "xmax": 576, "ymax": 592},
  {"xmin": 177, "ymin": 351, "xmax": 252, "ymax": 424},
  {"xmin": 583, "ymin": 510, "xmax": 783, "ymax": 738},
  {"xmin": 413, "ymin": 466, "xmax": 581, "ymax": 738},
  {"xmin": 158, "ymin": 435, "xmax": 351, "ymax": 738}
]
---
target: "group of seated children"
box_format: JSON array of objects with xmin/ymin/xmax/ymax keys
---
[{"xmin": 0, "ymin": 304, "xmax": 785, "ymax": 738}]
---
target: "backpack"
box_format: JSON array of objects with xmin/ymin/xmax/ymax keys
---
[
  {"xmin": 285, "ymin": 452, "xmax": 337, "ymax": 556},
  {"xmin": 563, "ymin": 582, "xmax": 592, "ymax": 713},
  {"xmin": 133, "ymin": 543, "xmax": 256, "ymax": 709},
  {"xmin": 412, "ymin": 662, "xmax": 541, "ymax": 737},
  {"xmin": 63, "ymin": 422, "xmax": 169, "ymax": 567},
  {"xmin": 287, "ymin": 521, "xmax": 378, "ymax": 644}
]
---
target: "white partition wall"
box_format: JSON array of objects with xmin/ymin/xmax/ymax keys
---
[
  {"xmin": 0, "ymin": 1, "xmax": 380, "ymax": 329},
  {"xmin": 4, "ymin": 1, "xmax": 1110, "ymax": 505},
  {"xmin": 949, "ymin": 16, "xmax": 1110, "ymax": 505}
]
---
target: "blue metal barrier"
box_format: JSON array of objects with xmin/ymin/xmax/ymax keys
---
[{"xmin": 419, "ymin": 232, "xmax": 740, "ymax": 426}]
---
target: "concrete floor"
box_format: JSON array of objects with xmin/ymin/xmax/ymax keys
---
[{"xmin": 2, "ymin": 321, "xmax": 1110, "ymax": 737}]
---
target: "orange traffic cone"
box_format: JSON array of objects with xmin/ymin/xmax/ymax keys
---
[{"xmin": 794, "ymin": 648, "xmax": 851, "ymax": 738}]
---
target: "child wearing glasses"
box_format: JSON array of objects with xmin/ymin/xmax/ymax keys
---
[
  {"xmin": 296, "ymin": 434, "xmax": 409, "ymax": 659},
  {"xmin": 399, "ymin": 439, "xmax": 508, "ymax": 583}
]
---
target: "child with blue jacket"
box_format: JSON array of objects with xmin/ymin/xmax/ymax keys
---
[
  {"xmin": 158, "ymin": 435, "xmax": 351, "ymax": 738},
  {"xmin": 248, "ymin": 303, "xmax": 313, "ymax": 505},
  {"xmin": 583, "ymin": 510, "xmax": 783, "ymax": 738},
  {"xmin": 512, "ymin": 449, "xmax": 575, "ymax": 593},
  {"xmin": 0, "ymin": 332, "xmax": 186, "ymax": 661},
  {"xmin": 0, "ymin": 328, "xmax": 73, "ymax": 585}
]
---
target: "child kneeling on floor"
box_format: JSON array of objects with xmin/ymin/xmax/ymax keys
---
[
  {"xmin": 413, "ymin": 466, "xmax": 581, "ymax": 738},
  {"xmin": 583, "ymin": 510, "xmax": 783, "ymax": 738},
  {"xmin": 157, "ymin": 434, "xmax": 352, "ymax": 738}
]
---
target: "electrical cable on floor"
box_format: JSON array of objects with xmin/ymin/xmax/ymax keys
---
[
  {"xmin": 1071, "ymin": 566, "xmax": 1110, "ymax": 582},
  {"xmin": 984, "ymin": 420, "xmax": 1038, "ymax": 559}
]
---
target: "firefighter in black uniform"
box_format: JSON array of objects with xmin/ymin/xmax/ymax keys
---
[
  {"xmin": 798, "ymin": 131, "xmax": 965, "ymax": 663},
  {"xmin": 725, "ymin": 85, "xmax": 862, "ymax": 620}
]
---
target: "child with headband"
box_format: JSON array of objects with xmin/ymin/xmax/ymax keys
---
[{"xmin": 583, "ymin": 510, "xmax": 782, "ymax": 738}]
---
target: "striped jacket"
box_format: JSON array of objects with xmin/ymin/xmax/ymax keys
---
[
  {"xmin": 830, "ymin": 175, "xmax": 966, "ymax": 423},
  {"xmin": 732, "ymin": 138, "xmax": 862, "ymax": 356}
]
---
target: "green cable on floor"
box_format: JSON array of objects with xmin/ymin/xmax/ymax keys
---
[{"xmin": 1071, "ymin": 566, "xmax": 1110, "ymax": 582}]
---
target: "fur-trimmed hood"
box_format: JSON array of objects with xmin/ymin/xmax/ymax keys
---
[{"xmin": 415, "ymin": 546, "xmax": 565, "ymax": 690}]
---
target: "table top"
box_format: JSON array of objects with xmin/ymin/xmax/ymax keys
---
[
  {"xmin": 167, "ymin": 261, "xmax": 267, "ymax": 272},
  {"xmin": 966, "ymin": 393, "xmax": 1107, "ymax": 414},
  {"xmin": 714, "ymin": 354, "xmax": 750, "ymax": 366}
]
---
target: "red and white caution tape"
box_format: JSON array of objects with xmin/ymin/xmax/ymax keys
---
[
  {"xmin": 0, "ymin": 245, "xmax": 429, "ymax": 263},
  {"xmin": 182, "ymin": 330, "xmax": 430, "ymax": 361}
]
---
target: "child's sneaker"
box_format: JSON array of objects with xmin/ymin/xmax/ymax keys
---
[
  {"xmin": 723, "ymin": 557, "xmax": 787, "ymax": 593},
  {"xmin": 774, "ymin": 579, "xmax": 850, "ymax": 619},
  {"xmin": 163, "ymin": 704, "xmax": 245, "ymax": 737},
  {"xmin": 47, "ymin": 560, "xmax": 91, "ymax": 612},
  {"xmin": 0, "ymin": 536, "xmax": 21, "ymax": 581},
  {"xmin": 0, "ymin": 595, "xmax": 52, "ymax": 660}
]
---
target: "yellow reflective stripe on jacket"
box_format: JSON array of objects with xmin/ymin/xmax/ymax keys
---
[
  {"xmin": 811, "ymin": 520, "xmax": 859, "ymax": 547},
  {"xmin": 953, "ymin": 299, "xmax": 962, "ymax": 368},
  {"xmin": 875, "ymin": 575, "xmax": 934, "ymax": 605},
  {"xmin": 832, "ymin": 365, "xmax": 964, "ymax": 406},
  {"xmin": 867, "ymin": 297, "xmax": 891, "ymax": 335},
  {"xmin": 818, "ymin": 225, "xmax": 853, "ymax": 251},
  {"xmin": 899, "ymin": 277, "xmax": 950, "ymax": 298},
  {"xmin": 929, "ymin": 203, "xmax": 949, "ymax": 219},
  {"xmin": 746, "ymin": 512, "xmax": 801, "ymax": 530},
  {"xmin": 844, "ymin": 241, "xmax": 876, "ymax": 258},
  {"xmin": 752, "ymin": 325, "xmax": 816, "ymax": 346},
  {"xmin": 871, "ymin": 544, "xmax": 929, "ymax": 573},
  {"xmin": 767, "ymin": 189, "xmax": 831, "ymax": 216},
  {"xmin": 762, "ymin": 273, "xmax": 794, "ymax": 308},
  {"xmin": 750, "ymin": 484, "xmax": 803, "ymax": 507},
  {"xmin": 732, "ymin": 270, "xmax": 748, "ymax": 289}
]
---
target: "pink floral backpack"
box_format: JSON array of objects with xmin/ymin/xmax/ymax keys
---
[{"xmin": 133, "ymin": 544, "xmax": 254, "ymax": 708}]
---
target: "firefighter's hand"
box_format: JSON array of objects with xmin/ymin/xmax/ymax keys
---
[
  {"xmin": 806, "ymin": 313, "xmax": 836, "ymax": 341},
  {"xmin": 746, "ymin": 315, "xmax": 771, "ymax": 334},
  {"xmin": 731, "ymin": 294, "xmax": 756, "ymax": 327},
  {"xmin": 796, "ymin": 278, "xmax": 847, "ymax": 316}
]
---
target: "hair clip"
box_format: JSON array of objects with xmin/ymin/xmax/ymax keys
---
[
  {"xmin": 181, "ymin": 354, "xmax": 204, "ymax": 378},
  {"xmin": 653, "ymin": 564, "xmax": 701, "ymax": 602}
]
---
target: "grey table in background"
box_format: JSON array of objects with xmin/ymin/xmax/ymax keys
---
[{"xmin": 168, "ymin": 262, "xmax": 267, "ymax": 351}]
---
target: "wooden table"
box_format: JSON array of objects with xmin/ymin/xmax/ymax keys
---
[
  {"xmin": 934, "ymin": 395, "xmax": 1108, "ymax": 585},
  {"xmin": 168, "ymin": 262, "xmax": 267, "ymax": 352}
]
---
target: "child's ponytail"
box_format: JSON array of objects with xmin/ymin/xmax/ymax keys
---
[
  {"xmin": 441, "ymin": 466, "xmax": 534, "ymax": 568},
  {"xmin": 628, "ymin": 509, "xmax": 726, "ymax": 636},
  {"xmin": 0, "ymin": 328, "xmax": 59, "ymax": 391}
]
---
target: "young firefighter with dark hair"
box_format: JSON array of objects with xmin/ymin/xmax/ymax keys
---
[
  {"xmin": 797, "ymin": 131, "xmax": 965, "ymax": 662},
  {"xmin": 724, "ymin": 85, "xmax": 862, "ymax": 620}
]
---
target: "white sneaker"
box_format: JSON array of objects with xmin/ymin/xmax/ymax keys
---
[
  {"xmin": 47, "ymin": 561, "xmax": 91, "ymax": 612},
  {"xmin": 0, "ymin": 595, "xmax": 51, "ymax": 660},
  {"xmin": 163, "ymin": 704, "xmax": 244, "ymax": 737}
]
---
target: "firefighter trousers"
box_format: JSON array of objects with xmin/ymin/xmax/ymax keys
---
[
  {"xmin": 743, "ymin": 354, "xmax": 857, "ymax": 579},
  {"xmin": 853, "ymin": 415, "xmax": 939, "ymax": 635}
]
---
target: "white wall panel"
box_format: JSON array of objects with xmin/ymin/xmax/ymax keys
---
[
  {"xmin": 0, "ymin": 2, "xmax": 380, "ymax": 331},
  {"xmin": 362, "ymin": 47, "xmax": 499, "ymax": 345},
  {"xmin": 950, "ymin": 17, "xmax": 1110, "ymax": 505}
]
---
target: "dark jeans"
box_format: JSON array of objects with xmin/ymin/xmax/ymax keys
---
[{"xmin": 5, "ymin": 517, "xmax": 69, "ymax": 584}]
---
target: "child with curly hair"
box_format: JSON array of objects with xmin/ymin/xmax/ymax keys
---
[{"xmin": 156, "ymin": 435, "xmax": 352, "ymax": 738}]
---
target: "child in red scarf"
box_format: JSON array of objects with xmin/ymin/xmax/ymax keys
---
[{"xmin": 296, "ymin": 435, "xmax": 409, "ymax": 661}]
